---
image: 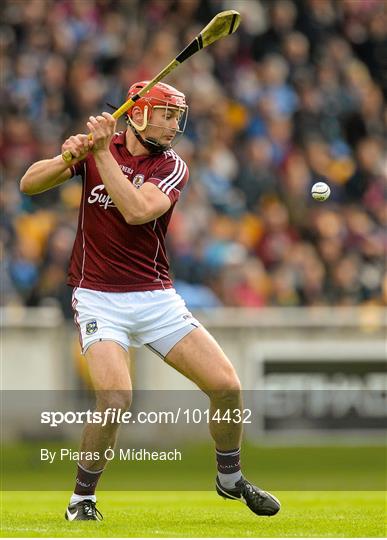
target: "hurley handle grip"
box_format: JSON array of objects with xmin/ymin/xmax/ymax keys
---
[
  {"xmin": 62, "ymin": 133, "xmax": 92, "ymax": 163},
  {"xmin": 61, "ymin": 98, "xmax": 137, "ymax": 163}
]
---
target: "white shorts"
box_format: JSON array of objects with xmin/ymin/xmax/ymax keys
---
[{"xmin": 72, "ymin": 287, "xmax": 200, "ymax": 357}]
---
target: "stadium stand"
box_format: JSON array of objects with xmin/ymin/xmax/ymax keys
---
[{"xmin": 1, "ymin": 0, "xmax": 386, "ymax": 314}]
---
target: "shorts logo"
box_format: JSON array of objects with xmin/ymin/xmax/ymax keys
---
[
  {"xmin": 182, "ymin": 314, "xmax": 192, "ymax": 320},
  {"xmin": 133, "ymin": 174, "xmax": 145, "ymax": 188},
  {"xmin": 86, "ymin": 320, "xmax": 98, "ymax": 335}
]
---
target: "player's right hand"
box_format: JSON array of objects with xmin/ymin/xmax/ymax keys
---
[{"xmin": 61, "ymin": 134, "xmax": 93, "ymax": 164}]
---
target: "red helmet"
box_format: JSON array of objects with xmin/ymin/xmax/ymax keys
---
[
  {"xmin": 126, "ymin": 81, "xmax": 187, "ymax": 122},
  {"xmin": 126, "ymin": 81, "xmax": 188, "ymax": 152}
]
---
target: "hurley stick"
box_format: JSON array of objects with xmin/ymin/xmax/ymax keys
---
[{"xmin": 62, "ymin": 10, "xmax": 241, "ymax": 162}]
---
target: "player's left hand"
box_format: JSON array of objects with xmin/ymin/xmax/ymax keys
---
[{"xmin": 87, "ymin": 112, "xmax": 116, "ymax": 154}]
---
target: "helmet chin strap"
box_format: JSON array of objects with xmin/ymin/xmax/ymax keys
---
[
  {"xmin": 127, "ymin": 111, "xmax": 170, "ymax": 154},
  {"xmin": 133, "ymin": 127, "xmax": 170, "ymax": 154}
]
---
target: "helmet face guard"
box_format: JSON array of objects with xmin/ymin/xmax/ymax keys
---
[{"xmin": 126, "ymin": 81, "xmax": 188, "ymax": 153}]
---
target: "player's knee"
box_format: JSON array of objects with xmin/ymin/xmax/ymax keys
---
[
  {"xmin": 96, "ymin": 389, "xmax": 132, "ymax": 413},
  {"xmin": 219, "ymin": 367, "xmax": 241, "ymax": 394},
  {"xmin": 208, "ymin": 371, "xmax": 241, "ymax": 403}
]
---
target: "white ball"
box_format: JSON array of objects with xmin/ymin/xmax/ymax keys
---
[{"xmin": 311, "ymin": 181, "xmax": 331, "ymax": 201}]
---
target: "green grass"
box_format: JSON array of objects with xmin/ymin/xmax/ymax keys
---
[
  {"xmin": 1, "ymin": 490, "xmax": 386, "ymax": 537},
  {"xmin": 1, "ymin": 443, "xmax": 386, "ymax": 536}
]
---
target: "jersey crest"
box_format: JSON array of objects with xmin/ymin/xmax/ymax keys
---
[{"xmin": 133, "ymin": 174, "xmax": 145, "ymax": 188}]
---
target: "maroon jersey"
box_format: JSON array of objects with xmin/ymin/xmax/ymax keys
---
[{"xmin": 67, "ymin": 131, "xmax": 189, "ymax": 292}]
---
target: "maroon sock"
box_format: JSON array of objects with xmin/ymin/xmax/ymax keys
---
[
  {"xmin": 216, "ymin": 448, "xmax": 241, "ymax": 474},
  {"xmin": 74, "ymin": 463, "xmax": 104, "ymax": 496}
]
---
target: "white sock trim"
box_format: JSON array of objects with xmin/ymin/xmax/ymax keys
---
[
  {"xmin": 216, "ymin": 449, "xmax": 240, "ymax": 456},
  {"xmin": 77, "ymin": 462, "xmax": 104, "ymax": 474},
  {"xmin": 217, "ymin": 471, "xmax": 242, "ymax": 489},
  {"xmin": 70, "ymin": 493, "xmax": 97, "ymax": 505}
]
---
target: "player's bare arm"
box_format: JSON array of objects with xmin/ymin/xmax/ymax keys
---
[
  {"xmin": 20, "ymin": 134, "xmax": 92, "ymax": 195},
  {"xmin": 88, "ymin": 112, "xmax": 171, "ymax": 225}
]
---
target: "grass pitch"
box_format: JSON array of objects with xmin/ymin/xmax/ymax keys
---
[
  {"xmin": 1, "ymin": 490, "xmax": 386, "ymax": 537},
  {"xmin": 1, "ymin": 443, "xmax": 385, "ymax": 536}
]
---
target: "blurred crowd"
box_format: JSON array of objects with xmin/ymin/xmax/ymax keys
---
[{"xmin": 1, "ymin": 0, "xmax": 386, "ymax": 316}]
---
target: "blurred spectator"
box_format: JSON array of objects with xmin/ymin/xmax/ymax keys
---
[
  {"xmin": 1, "ymin": 0, "xmax": 385, "ymax": 313},
  {"xmin": 251, "ymin": 0, "xmax": 297, "ymax": 61},
  {"xmin": 235, "ymin": 137, "xmax": 278, "ymax": 210},
  {"xmin": 255, "ymin": 197, "xmax": 299, "ymax": 271}
]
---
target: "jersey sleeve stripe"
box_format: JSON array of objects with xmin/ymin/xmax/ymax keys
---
[
  {"xmin": 154, "ymin": 152, "xmax": 187, "ymax": 195},
  {"xmin": 161, "ymin": 158, "xmax": 184, "ymax": 193},
  {"xmin": 158, "ymin": 157, "xmax": 180, "ymax": 189},
  {"xmin": 165, "ymin": 162, "xmax": 187, "ymax": 195}
]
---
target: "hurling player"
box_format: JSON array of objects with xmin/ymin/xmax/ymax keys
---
[{"xmin": 20, "ymin": 81, "xmax": 280, "ymax": 521}]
